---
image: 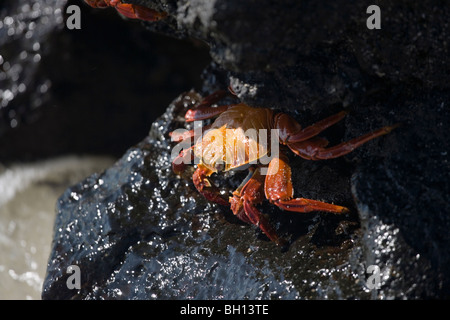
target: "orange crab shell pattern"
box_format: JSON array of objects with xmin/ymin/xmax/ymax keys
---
[{"xmin": 193, "ymin": 104, "xmax": 275, "ymax": 173}]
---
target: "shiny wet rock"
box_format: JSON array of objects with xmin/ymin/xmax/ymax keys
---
[
  {"xmin": 40, "ymin": 0, "xmax": 449, "ymax": 300},
  {"xmin": 42, "ymin": 92, "xmax": 369, "ymax": 299}
]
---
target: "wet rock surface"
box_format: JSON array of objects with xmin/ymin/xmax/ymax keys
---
[
  {"xmin": 42, "ymin": 92, "xmax": 369, "ymax": 299},
  {"xmin": 350, "ymin": 89, "xmax": 450, "ymax": 298},
  {"xmin": 41, "ymin": 0, "xmax": 449, "ymax": 299}
]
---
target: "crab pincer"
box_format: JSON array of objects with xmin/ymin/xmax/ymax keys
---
[{"xmin": 264, "ymin": 154, "xmax": 349, "ymax": 214}]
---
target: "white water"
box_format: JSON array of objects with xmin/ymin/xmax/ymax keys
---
[{"xmin": 0, "ymin": 155, "xmax": 115, "ymax": 299}]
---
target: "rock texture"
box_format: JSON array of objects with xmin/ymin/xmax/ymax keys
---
[
  {"xmin": 136, "ymin": 0, "xmax": 449, "ymax": 110},
  {"xmin": 42, "ymin": 0, "xmax": 449, "ymax": 299},
  {"xmin": 42, "ymin": 92, "xmax": 368, "ymax": 299}
]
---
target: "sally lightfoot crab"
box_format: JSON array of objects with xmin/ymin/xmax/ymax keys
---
[
  {"xmin": 83, "ymin": 0, "xmax": 167, "ymax": 21},
  {"xmin": 171, "ymin": 90, "xmax": 397, "ymax": 246}
]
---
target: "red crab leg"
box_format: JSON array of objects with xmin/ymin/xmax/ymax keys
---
[
  {"xmin": 170, "ymin": 90, "xmax": 229, "ymax": 142},
  {"xmin": 113, "ymin": 3, "xmax": 167, "ymax": 21},
  {"xmin": 84, "ymin": 0, "xmax": 109, "ymax": 8},
  {"xmin": 185, "ymin": 90, "xmax": 234, "ymax": 122},
  {"xmin": 287, "ymin": 124, "xmax": 399, "ymax": 160},
  {"xmin": 192, "ymin": 164, "xmax": 229, "ymax": 206},
  {"xmin": 265, "ymin": 155, "xmax": 349, "ymax": 214},
  {"xmin": 230, "ymin": 170, "xmax": 257, "ymax": 225},
  {"xmin": 275, "ymin": 111, "xmax": 348, "ymax": 144},
  {"xmin": 169, "ymin": 124, "xmax": 212, "ymax": 143},
  {"xmin": 243, "ymin": 201, "xmax": 287, "ymax": 246},
  {"xmin": 185, "ymin": 104, "xmax": 234, "ymax": 122},
  {"xmin": 195, "ymin": 90, "xmax": 229, "ymax": 109},
  {"xmin": 230, "ymin": 168, "xmax": 287, "ymax": 246},
  {"xmin": 84, "ymin": 1, "xmax": 167, "ymax": 21}
]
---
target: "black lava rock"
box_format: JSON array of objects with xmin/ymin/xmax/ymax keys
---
[
  {"xmin": 42, "ymin": 0, "xmax": 449, "ymax": 299},
  {"xmin": 137, "ymin": 0, "xmax": 449, "ymax": 110},
  {"xmin": 350, "ymin": 89, "xmax": 450, "ymax": 298},
  {"xmin": 42, "ymin": 92, "xmax": 367, "ymax": 299}
]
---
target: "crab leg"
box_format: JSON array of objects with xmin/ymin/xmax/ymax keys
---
[
  {"xmin": 275, "ymin": 111, "xmax": 348, "ymax": 144},
  {"xmin": 230, "ymin": 168, "xmax": 286, "ymax": 246},
  {"xmin": 171, "ymin": 90, "xmax": 233, "ymax": 154},
  {"xmin": 169, "ymin": 124, "xmax": 212, "ymax": 143},
  {"xmin": 192, "ymin": 164, "xmax": 229, "ymax": 206},
  {"xmin": 194, "ymin": 90, "xmax": 229, "ymax": 109},
  {"xmin": 287, "ymin": 124, "xmax": 399, "ymax": 160},
  {"xmin": 113, "ymin": 3, "xmax": 167, "ymax": 21},
  {"xmin": 185, "ymin": 90, "xmax": 235, "ymax": 122},
  {"xmin": 185, "ymin": 105, "xmax": 235, "ymax": 122},
  {"xmin": 84, "ymin": 0, "xmax": 167, "ymax": 21},
  {"xmin": 265, "ymin": 155, "xmax": 349, "ymax": 214},
  {"xmin": 84, "ymin": 0, "xmax": 109, "ymax": 8},
  {"xmin": 170, "ymin": 90, "xmax": 229, "ymax": 140}
]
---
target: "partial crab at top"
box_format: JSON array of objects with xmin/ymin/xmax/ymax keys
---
[{"xmin": 83, "ymin": 0, "xmax": 168, "ymax": 21}]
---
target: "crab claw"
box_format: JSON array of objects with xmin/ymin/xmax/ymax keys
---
[
  {"xmin": 265, "ymin": 155, "xmax": 349, "ymax": 214},
  {"xmin": 230, "ymin": 168, "xmax": 288, "ymax": 246},
  {"xmin": 192, "ymin": 164, "xmax": 229, "ymax": 206}
]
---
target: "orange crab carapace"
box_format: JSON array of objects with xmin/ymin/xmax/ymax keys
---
[{"xmin": 171, "ymin": 90, "xmax": 397, "ymax": 246}]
